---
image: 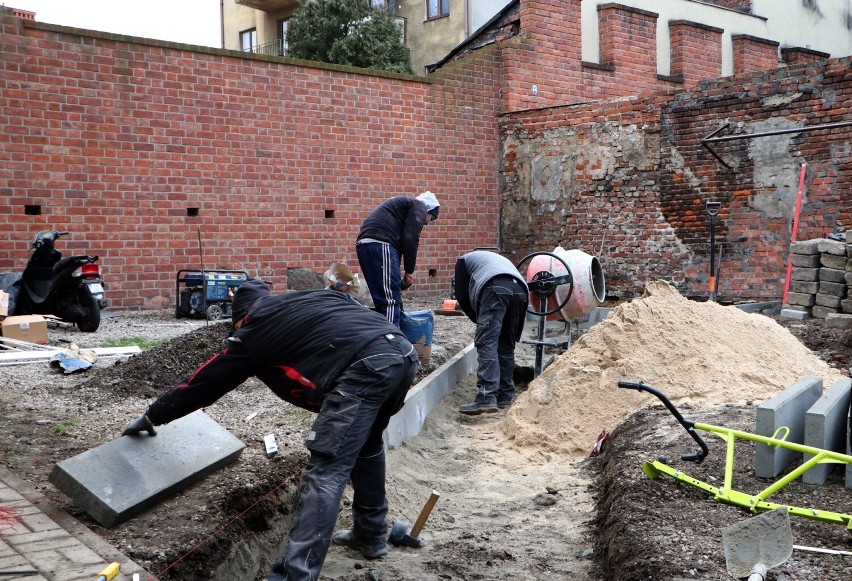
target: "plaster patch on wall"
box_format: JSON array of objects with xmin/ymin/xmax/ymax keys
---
[
  {"xmin": 530, "ymin": 154, "xmax": 564, "ymax": 203},
  {"xmin": 761, "ymin": 92, "xmax": 803, "ymax": 108},
  {"xmin": 668, "ymin": 147, "xmax": 702, "ymax": 189},
  {"xmin": 747, "ymin": 118, "xmax": 802, "ymax": 219}
]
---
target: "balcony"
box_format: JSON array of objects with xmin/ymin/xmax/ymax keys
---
[
  {"xmin": 235, "ymin": 0, "xmax": 297, "ymax": 12},
  {"xmin": 248, "ymin": 38, "xmax": 287, "ymax": 57}
]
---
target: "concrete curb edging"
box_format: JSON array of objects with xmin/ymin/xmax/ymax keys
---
[{"xmin": 385, "ymin": 344, "xmax": 477, "ymax": 449}]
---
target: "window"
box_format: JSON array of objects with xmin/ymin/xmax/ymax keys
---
[
  {"xmin": 277, "ymin": 19, "xmax": 289, "ymax": 56},
  {"xmin": 240, "ymin": 28, "xmax": 257, "ymax": 53},
  {"xmin": 370, "ymin": 0, "xmax": 386, "ymax": 8},
  {"xmin": 426, "ymin": 0, "xmax": 449, "ymax": 19}
]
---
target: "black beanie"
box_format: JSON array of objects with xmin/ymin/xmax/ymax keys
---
[{"xmin": 231, "ymin": 278, "xmax": 270, "ymax": 324}]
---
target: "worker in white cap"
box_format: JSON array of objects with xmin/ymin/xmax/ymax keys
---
[{"xmin": 356, "ymin": 192, "xmax": 440, "ymax": 328}]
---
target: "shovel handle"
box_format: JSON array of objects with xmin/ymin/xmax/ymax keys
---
[{"xmin": 410, "ymin": 491, "xmax": 440, "ymax": 538}]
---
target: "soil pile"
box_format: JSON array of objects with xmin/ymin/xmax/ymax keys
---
[{"xmin": 502, "ymin": 280, "xmax": 847, "ymax": 456}]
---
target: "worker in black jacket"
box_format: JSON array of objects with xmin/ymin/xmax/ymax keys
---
[
  {"xmin": 122, "ymin": 279, "xmax": 419, "ymax": 581},
  {"xmin": 454, "ymin": 250, "xmax": 529, "ymax": 415},
  {"xmin": 356, "ymin": 191, "xmax": 440, "ymax": 328}
]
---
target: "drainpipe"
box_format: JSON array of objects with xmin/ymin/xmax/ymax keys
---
[{"xmin": 220, "ymin": 0, "xmax": 226, "ymax": 49}]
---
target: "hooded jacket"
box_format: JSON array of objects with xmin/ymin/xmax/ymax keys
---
[
  {"xmin": 454, "ymin": 250, "xmax": 529, "ymax": 341},
  {"xmin": 357, "ymin": 193, "xmax": 439, "ymax": 275},
  {"xmin": 146, "ymin": 286, "xmax": 401, "ymax": 424}
]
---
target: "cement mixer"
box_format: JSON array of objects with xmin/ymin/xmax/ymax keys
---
[{"xmin": 516, "ymin": 247, "xmax": 606, "ymax": 376}]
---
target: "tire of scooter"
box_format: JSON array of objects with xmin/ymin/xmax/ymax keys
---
[{"xmin": 75, "ymin": 286, "xmax": 101, "ymax": 332}]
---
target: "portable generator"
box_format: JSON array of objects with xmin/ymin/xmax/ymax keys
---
[{"xmin": 175, "ymin": 269, "xmax": 250, "ymax": 320}]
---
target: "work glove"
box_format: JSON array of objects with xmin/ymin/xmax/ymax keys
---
[
  {"xmin": 400, "ymin": 273, "xmax": 413, "ymax": 290},
  {"xmin": 122, "ymin": 414, "xmax": 157, "ymax": 437}
]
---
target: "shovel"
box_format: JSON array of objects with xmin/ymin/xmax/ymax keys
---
[{"xmin": 722, "ymin": 507, "xmax": 793, "ymax": 580}]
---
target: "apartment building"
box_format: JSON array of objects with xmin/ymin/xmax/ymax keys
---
[{"xmin": 223, "ymin": 0, "xmax": 852, "ymax": 77}]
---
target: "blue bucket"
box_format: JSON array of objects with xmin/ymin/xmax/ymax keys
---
[{"xmin": 400, "ymin": 310, "xmax": 434, "ymax": 346}]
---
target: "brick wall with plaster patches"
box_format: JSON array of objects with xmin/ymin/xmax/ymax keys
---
[{"xmin": 501, "ymin": 57, "xmax": 852, "ymax": 301}]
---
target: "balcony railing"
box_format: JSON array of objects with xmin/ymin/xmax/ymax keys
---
[{"xmin": 247, "ymin": 38, "xmax": 287, "ymax": 57}]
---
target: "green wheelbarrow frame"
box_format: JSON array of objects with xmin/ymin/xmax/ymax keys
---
[{"xmin": 618, "ymin": 381, "xmax": 852, "ymax": 530}]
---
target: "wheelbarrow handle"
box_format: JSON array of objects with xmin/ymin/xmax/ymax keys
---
[{"xmin": 617, "ymin": 381, "xmax": 709, "ymax": 463}]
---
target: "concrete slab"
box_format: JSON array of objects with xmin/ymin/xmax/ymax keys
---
[
  {"xmin": 755, "ymin": 376, "xmax": 823, "ymax": 478},
  {"xmin": 49, "ymin": 411, "xmax": 245, "ymax": 528},
  {"xmin": 779, "ymin": 308, "xmax": 810, "ymax": 320},
  {"xmin": 385, "ymin": 344, "xmax": 477, "ymax": 449},
  {"xmin": 803, "ymin": 378, "xmax": 852, "ymax": 485},
  {"xmin": 847, "ymin": 399, "xmax": 852, "ymax": 490},
  {"xmin": 732, "ymin": 301, "xmax": 781, "ymax": 313}
]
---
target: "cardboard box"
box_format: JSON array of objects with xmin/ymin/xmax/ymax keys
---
[
  {"xmin": 0, "ymin": 290, "xmax": 8, "ymax": 318},
  {"xmin": 1, "ymin": 315, "xmax": 48, "ymax": 345}
]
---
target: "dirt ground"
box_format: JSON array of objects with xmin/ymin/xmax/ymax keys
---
[{"xmin": 1, "ymin": 298, "xmax": 851, "ymax": 581}]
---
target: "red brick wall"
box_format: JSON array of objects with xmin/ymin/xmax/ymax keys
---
[
  {"xmin": 670, "ymin": 20, "xmax": 723, "ymax": 85},
  {"xmin": 0, "ymin": 14, "xmax": 503, "ymax": 309},
  {"xmin": 501, "ymin": 57, "xmax": 852, "ymax": 302},
  {"xmin": 732, "ymin": 34, "xmax": 780, "ymax": 74},
  {"xmin": 781, "ymin": 46, "xmax": 830, "ymax": 67}
]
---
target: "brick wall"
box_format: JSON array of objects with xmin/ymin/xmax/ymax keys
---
[
  {"xmin": 781, "ymin": 46, "xmax": 830, "ymax": 67},
  {"xmin": 0, "ymin": 13, "xmax": 503, "ymax": 309},
  {"xmin": 670, "ymin": 20, "xmax": 723, "ymax": 85},
  {"xmin": 732, "ymin": 34, "xmax": 780, "ymax": 74},
  {"xmin": 501, "ymin": 57, "xmax": 852, "ymax": 301}
]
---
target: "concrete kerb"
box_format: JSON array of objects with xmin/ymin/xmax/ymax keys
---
[{"xmin": 385, "ymin": 344, "xmax": 477, "ymax": 449}]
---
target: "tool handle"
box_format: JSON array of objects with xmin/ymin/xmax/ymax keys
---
[
  {"xmin": 409, "ymin": 491, "xmax": 440, "ymax": 537},
  {"xmin": 95, "ymin": 562, "xmax": 120, "ymax": 581}
]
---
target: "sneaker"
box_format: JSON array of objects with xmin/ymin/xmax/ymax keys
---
[
  {"xmin": 497, "ymin": 400, "xmax": 513, "ymax": 409},
  {"xmin": 459, "ymin": 400, "xmax": 499, "ymax": 415},
  {"xmin": 332, "ymin": 529, "xmax": 387, "ymax": 559}
]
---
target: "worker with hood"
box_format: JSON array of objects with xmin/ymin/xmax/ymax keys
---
[
  {"xmin": 453, "ymin": 250, "xmax": 529, "ymax": 415},
  {"xmin": 356, "ymin": 191, "xmax": 440, "ymax": 328},
  {"xmin": 122, "ymin": 279, "xmax": 420, "ymax": 581}
]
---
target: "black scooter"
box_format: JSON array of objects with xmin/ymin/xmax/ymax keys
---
[{"xmin": 1, "ymin": 230, "xmax": 106, "ymax": 332}]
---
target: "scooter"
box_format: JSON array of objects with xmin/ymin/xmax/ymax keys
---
[{"xmin": 1, "ymin": 230, "xmax": 106, "ymax": 332}]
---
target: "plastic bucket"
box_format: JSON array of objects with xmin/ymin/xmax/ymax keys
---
[
  {"xmin": 400, "ymin": 309, "xmax": 434, "ymax": 365},
  {"xmin": 526, "ymin": 247, "xmax": 606, "ymax": 322}
]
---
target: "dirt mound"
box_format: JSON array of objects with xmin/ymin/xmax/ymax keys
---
[{"xmin": 501, "ymin": 281, "xmax": 847, "ymax": 456}]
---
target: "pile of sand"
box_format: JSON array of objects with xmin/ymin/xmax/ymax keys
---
[{"xmin": 501, "ymin": 280, "xmax": 846, "ymax": 456}]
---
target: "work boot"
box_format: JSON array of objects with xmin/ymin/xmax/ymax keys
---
[
  {"xmin": 459, "ymin": 400, "xmax": 498, "ymax": 415},
  {"xmin": 332, "ymin": 529, "xmax": 387, "ymax": 559},
  {"xmin": 497, "ymin": 399, "xmax": 513, "ymax": 410}
]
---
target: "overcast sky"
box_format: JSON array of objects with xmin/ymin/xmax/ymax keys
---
[{"xmin": 4, "ymin": 0, "xmax": 222, "ymax": 47}]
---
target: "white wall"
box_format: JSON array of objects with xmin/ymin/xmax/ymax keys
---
[
  {"xmin": 581, "ymin": 0, "xmax": 852, "ymax": 77},
  {"xmin": 468, "ymin": 0, "xmax": 514, "ymax": 35}
]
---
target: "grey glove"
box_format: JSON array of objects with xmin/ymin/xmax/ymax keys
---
[{"xmin": 122, "ymin": 414, "xmax": 157, "ymax": 436}]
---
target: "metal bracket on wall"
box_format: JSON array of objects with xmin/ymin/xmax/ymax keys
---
[{"xmin": 700, "ymin": 121, "xmax": 852, "ymax": 169}]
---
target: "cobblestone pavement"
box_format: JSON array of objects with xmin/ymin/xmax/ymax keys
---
[{"xmin": 0, "ymin": 467, "xmax": 150, "ymax": 581}]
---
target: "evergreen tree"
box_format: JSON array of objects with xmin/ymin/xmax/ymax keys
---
[{"xmin": 287, "ymin": 0, "xmax": 413, "ymax": 75}]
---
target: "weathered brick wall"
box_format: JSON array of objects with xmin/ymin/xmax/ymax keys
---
[
  {"xmin": 732, "ymin": 34, "xmax": 780, "ymax": 74},
  {"xmin": 501, "ymin": 57, "xmax": 852, "ymax": 301},
  {"xmin": 670, "ymin": 21, "xmax": 724, "ymax": 85},
  {"xmin": 0, "ymin": 14, "xmax": 503, "ymax": 308}
]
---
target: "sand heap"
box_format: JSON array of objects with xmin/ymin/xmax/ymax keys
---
[{"xmin": 501, "ymin": 280, "xmax": 846, "ymax": 457}]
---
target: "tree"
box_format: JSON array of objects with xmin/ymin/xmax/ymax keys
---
[{"xmin": 287, "ymin": 0, "xmax": 413, "ymax": 75}]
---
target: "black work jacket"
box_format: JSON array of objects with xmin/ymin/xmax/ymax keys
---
[
  {"xmin": 147, "ymin": 290, "xmax": 400, "ymax": 424},
  {"xmin": 356, "ymin": 196, "xmax": 427, "ymax": 275}
]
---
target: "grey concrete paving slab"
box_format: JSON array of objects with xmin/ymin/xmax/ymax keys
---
[
  {"xmin": 49, "ymin": 411, "xmax": 245, "ymax": 528},
  {"xmin": 386, "ymin": 344, "xmax": 477, "ymax": 449},
  {"xmin": 756, "ymin": 376, "xmax": 823, "ymax": 478},
  {"xmin": 803, "ymin": 378, "xmax": 852, "ymax": 484}
]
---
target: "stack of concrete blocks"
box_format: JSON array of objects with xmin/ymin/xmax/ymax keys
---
[
  {"xmin": 783, "ymin": 233, "xmax": 851, "ymax": 319},
  {"xmin": 756, "ymin": 376, "xmax": 852, "ymax": 490}
]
